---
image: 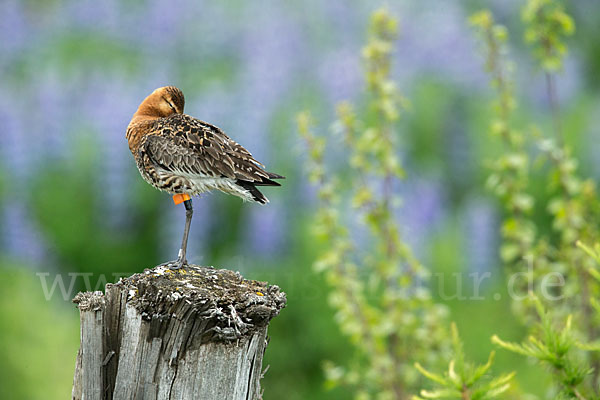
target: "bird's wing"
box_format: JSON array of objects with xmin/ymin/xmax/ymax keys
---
[{"xmin": 141, "ymin": 114, "xmax": 272, "ymax": 182}]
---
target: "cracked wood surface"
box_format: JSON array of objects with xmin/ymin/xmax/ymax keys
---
[{"xmin": 72, "ymin": 265, "xmax": 286, "ymax": 400}]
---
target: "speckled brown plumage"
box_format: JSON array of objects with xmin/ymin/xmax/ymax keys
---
[{"xmin": 126, "ymin": 86, "xmax": 284, "ymax": 204}]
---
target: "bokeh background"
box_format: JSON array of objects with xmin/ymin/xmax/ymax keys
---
[{"xmin": 1, "ymin": 0, "xmax": 600, "ymax": 398}]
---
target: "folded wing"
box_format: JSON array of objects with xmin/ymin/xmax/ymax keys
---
[{"xmin": 141, "ymin": 114, "xmax": 283, "ymax": 188}]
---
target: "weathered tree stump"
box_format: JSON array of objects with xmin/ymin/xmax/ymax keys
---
[{"xmin": 72, "ymin": 265, "xmax": 286, "ymax": 400}]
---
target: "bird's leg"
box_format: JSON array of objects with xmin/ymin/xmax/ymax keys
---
[
  {"xmin": 158, "ymin": 197, "xmax": 193, "ymax": 270},
  {"xmin": 175, "ymin": 199, "xmax": 193, "ymax": 268}
]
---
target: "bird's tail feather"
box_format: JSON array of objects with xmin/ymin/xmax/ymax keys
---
[
  {"xmin": 235, "ymin": 180, "xmax": 269, "ymax": 204},
  {"xmin": 267, "ymin": 171, "xmax": 285, "ymax": 180},
  {"xmin": 253, "ymin": 171, "xmax": 285, "ymax": 186},
  {"xmin": 235, "ymin": 171, "xmax": 284, "ymax": 204}
]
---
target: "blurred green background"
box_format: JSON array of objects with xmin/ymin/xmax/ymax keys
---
[{"xmin": 1, "ymin": 0, "xmax": 599, "ymax": 398}]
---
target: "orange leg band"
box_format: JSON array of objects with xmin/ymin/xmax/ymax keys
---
[{"xmin": 172, "ymin": 194, "xmax": 191, "ymax": 205}]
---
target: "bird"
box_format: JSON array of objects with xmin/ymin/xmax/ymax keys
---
[{"xmin": 126, "ymin": 86, "xmax": 284, "ymax": 269}]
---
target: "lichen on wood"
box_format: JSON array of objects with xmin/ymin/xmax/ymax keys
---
[{"xmin": 72, "ymin": 264, "xmax": 286, "ymax": 400}]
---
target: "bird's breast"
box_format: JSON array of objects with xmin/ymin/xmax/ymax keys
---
[{"xmin": 126, "ymin": 118, "xmax": 156, "ymax": 154}]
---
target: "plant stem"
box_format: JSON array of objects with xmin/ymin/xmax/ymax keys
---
[
  {"xmin": 572, "ymin": 387, "xmax": 586, "ymax": 400},
  {"xmin": 461, "ymin": 384, "xmax": 471, "ymax": 400}
]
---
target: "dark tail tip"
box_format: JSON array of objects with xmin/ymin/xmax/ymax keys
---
[
  {"xmin": 267, "ymin": 171, "xmax": 285, "ymax": 180},
  {"xmin": 236, "ymin": 180, "xmax": 269, "ymax": 204},
  {"xmin": 254, "ymin": 171, "xmax": 285, "ymax": 187}
]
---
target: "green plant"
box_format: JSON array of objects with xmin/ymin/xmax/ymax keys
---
[
  {"xmin": 471, "ymin": 0, "xmax": 600, "ymax": 319},
  {"xmin": 470, "ymin": 1, "xmax": 600, "ymax": 395},
  {"xmin": 522, "ymin": 0, "xmax": 574, "ymax": 73},
  {"xmin": 469, "ymin": 10, "xmax": 538, "ymax": 297},
  {"xmin": 493, "ymin": 296, "xmax": 596, "ymax": 399},
  {"xmin": 414, "ymin": 323, "xmax": 514, "ymax": 400},
  {"xmin": 299, "ymin": 8, "xmax": 448, "ymax": 399}
]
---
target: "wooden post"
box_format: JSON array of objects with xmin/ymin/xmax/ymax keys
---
[{"xmin": 72, "ymin": 265, "xmax": 286, "ymax": 400}]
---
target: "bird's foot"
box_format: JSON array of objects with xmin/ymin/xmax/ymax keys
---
[{"xmin": 157, "ymin": 257, "xmax": 188, "ymax": 270}]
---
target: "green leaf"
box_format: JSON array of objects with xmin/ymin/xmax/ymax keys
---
[
  {"xmin": 419, "ymin": 388, "xmax": 461, "ymax": 399},
  {"xmin": 491, "ymin": 335, "xmax": 531, "ymax": 357},
  {"xmin": 467, "ymin": 351, "xmax": 494, "ymax": 386},
  {"xmin": 414, "ymin": 363, "xmax": 449, "ymax": 386}
]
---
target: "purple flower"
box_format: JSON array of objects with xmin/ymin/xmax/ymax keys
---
[
  {"xmin": 83, "ymin": 76, "xmax": 140, "ymax": 227},
  {"xmin": 463, "ymin": 197, "xmax": 499, "ymax": 275},
  {"xmin": 0, "ymin": 85, "xmax": 32, "ymax": 182},
  {"xmin": 0, "ymin": 202, "xmax": 49, "ymax": 267},
  {"xmin": 242, "ymin": 201, "xmax": 287, "ymax": 256},
  {"xmin": 32, "ymin": 71, "xmax": 71, "ymax": 163},
  {"xmin": 393, "ymin": 2, "xmax": 488, "ymax": 90},
  {"xmin": 63, "ymin": 0, "xmax": 120, "ymax": 34},
  {"xmin": 0, "ymin": 0, "xmax": 30, "ymax": 57},
  {"xmin": 318, "ymin": 47, "xmax": 362, "ymax": 104},
  {"xmin": 397, "ymin": 176, "xmax": 447, "ymax": 258}
]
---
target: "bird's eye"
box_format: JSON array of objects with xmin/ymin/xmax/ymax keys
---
[{"xmin": 162, "ymin": 96, "xmax": 177, "ymax": 113}]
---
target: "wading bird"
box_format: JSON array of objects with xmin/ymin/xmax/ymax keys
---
[{"xmin": 126, "ymin": 86, "xmax": 284, "ymax": 269}]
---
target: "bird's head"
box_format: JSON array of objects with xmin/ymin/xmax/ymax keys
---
[{"xmin": 134, "ymin": 86, "xmax": 185, "ymax": 119}]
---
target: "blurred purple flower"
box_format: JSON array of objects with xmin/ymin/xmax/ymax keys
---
[
  {"xmin": 318, "ymin": 47, "xmax": 362, "ymax": 103},
  {"xmin": 398, "ymin": 176, "xmax": 446, "ymax": 258},
  {"xmin": 189, "ymin": 88, "xmax": 232, "ymax": 127},
  {"xmin": 463, "ymin": 197, "xmax": 499, "ymax": 275},
  {"xmin": 223, "ymin": 4, "xmax": 304, "ymax": 164},
  {"xmin": 524, "ymin": 55, "xmax": 582, "ymax": 110},
  {"xmin": 63, "ymin": 0, "xmax": 120, "ymax": 34},
  {"xmin": 393, "ymin": 2, "xmax": 487, "ymax": 90},
  {"xmin": 134, "ymin": 0, "xmax": 184, "ymax": 47},
  {"xmin": 83, "ymin": 76, "xmax": 140, "ymax": 228},
  {"xmin": 0, "ymin": 87, "xmax": 32, "ymax": 183},
  {"xmin": 242, "ymin": 201, "xmax": 287, "ymax": 256},
  {"xmin": 323, "ymin": 0, "xmax": 363, "ymax": 34},
  {"xmin": 0, "ymin": 202, "xmax": 49, "ymax": 267},
  {"xmin": 32, "ymin": 71, "xmax": 71, "ymax": 163},
  {"xmin": 317, "ymin": 1, "xmax": 363, "ymax": 103},
  {"xmin": 0, "ymin": 0, "xmax": 30, "ymax": 58}
]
